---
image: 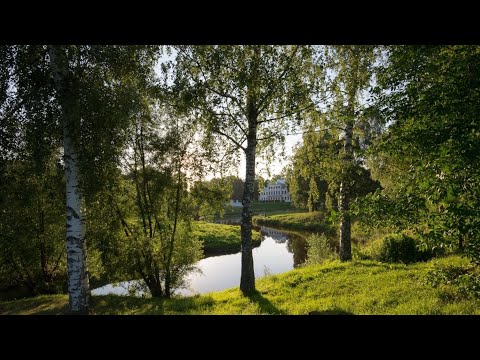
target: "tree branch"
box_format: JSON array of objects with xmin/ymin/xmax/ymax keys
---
[
  {"xmin": 285, "ymin": 126, "xmax": 343, "ymax": 136},
  {"xmin": 208, "ymin": 106, "xmax": 248, "ymax": 138},
  {"xmin": 178, "ymin": 47, "xmax": 247, "ymax": 117},
  {"xmin": 51, "ymin": 246, "xmax": 66, "ymax": 275},
  {"xmin": 257, "ymin": 46, "xmax": 300, "ymax": 113},
  {"xmin": 213, "ymin": 128, "xmax": 247, "ymax": 152},
  {"xmin": 257, "ymin": 133, "xmax": 280, "ymax": 142},
  {"xmin": 257, "ymin": 103, "xmax": 315, "ymax": 124}
]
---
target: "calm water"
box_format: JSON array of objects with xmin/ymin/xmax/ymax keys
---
[{"xmin": 92, "ymin": 226, "xmax": 307, "ymax": 297}]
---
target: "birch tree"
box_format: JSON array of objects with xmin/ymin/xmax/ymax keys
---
[
  {"xmin": 0, "ymin": 45, "xmax": 158, "ymax": 311},
  {"xmin": 321, "ymin": 46, "xmax": 377, "ymax": 261},
  {"xmin": 48, "ymin": 46, "xmax": 90, "ymax": 311},
  {"xmin": 48, "ymin": 45, "xmax": 158, "ymax": 311},
  {"xmin": 169, "ymin": 45, "xmax": 317, "ymax": 294}
]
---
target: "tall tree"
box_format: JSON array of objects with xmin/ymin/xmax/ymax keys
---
[
  {"xmin": 170, "ymin": 45, "xmax": 316, "ymax": 294},
  {"xmin": 320, "ymin": 46, "xmax": 378, "ymax": 261},
  {"xmin": 0, "ymin": 45, "xmax": 158, "ymax": 311},
  {"xmin": 110, "ymin": 106, "xmax": 203, "ymax": 298},
  {"xmin": 49, "ymin": 46, "xmax": 90, "ymax": 312}
]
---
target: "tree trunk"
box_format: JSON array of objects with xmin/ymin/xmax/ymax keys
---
[
  {"xmin": 240, "ymin": 109, "xmax": 257, "ymax": 294},
  {"xmin": 240, "ymin": 141, "xmax": 256, "ymax": 294},
  {"xmin": 339, "ymin": 123, "xmax": 353, "ymax": 262},
  {"xmin": 49, "ymin": 46, "xmax": 90, "ymax": 312}
]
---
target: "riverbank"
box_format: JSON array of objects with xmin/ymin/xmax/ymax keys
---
[
  {"xmin": 223, "ymin": 202, "xmax": 302, "ymax": 219},
  {"xmin": 2, "ymin": 255, "xmax": 478, "ymax": 315},
  {"xmin": 253, "ymin": 211, "xmax": 334, "ymax": 234},
  {"xmin": 194, "ymin": 222, "xmax": 261, "ymax": 255}
]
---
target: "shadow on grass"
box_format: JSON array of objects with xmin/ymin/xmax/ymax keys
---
[
  {"xmin": 308, "ymin": 308, "xmax": 354, "ymax": 315},
  {"xmin": 0, "ymin": 295, "xmax": 68, "ymax": 315},
  {"xmin": 247, "ymin": 291, "xmax": 286, "ymax": 315},
  {"xmin": 91, "ymin": 295, "xmax": 164, "ymax": 315},
  {"xmin": 92, "ymin": 294, "xmax": 217, "ymax": 315}
]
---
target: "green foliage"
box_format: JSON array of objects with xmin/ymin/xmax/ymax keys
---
[
  {"xmin": 101, "ymin": 106, "xmax": 212, "ymax": 298},
  {"xmin": 354, "ymin": 238, "xmax": 384, "ymax": 261},
  {"xmin": 379, "ymin": 234, "xmax": 418, "ymax": 264},
  {"xmin": 287, "ymin": 126, "xmax": 379, "ymax": 214},
  {"xmin": 190, "ymin": 178, "xmax": 231, "ymax": 221},
  {"xmin": 425, "ymin": 261, "xmax": 480, "ymax": 300},
  {"xmin": 1, "ymin": 45, "xmax": 160, "ymax": 303},
  {"xmin": 0, "ymin": 156, "xmax": 66, "ymax": 294},
  {"xmin": 357, "ymin": 232, "xmax": 440, "ymax": 264},
  {"xmin": 286, "ymin": 130, "xmax": 338, "ymax": 212},
  {"xmin": 169, "ymin": 45, "xmax": 318, "ymax": 155},
  {"xmin": 369, "ymin": 45, "xmax": 480, "ymax": 264},
  {"xmin": 307, "ymin": 177, "xmax": 320, "ymax": 212},
  {"xmin": 230, "ymin": 176, "xmax": 245, "ymax": 201},
  {"xmin": 305, "ymin": 234, "xmax": 335, "ymax": 265}
]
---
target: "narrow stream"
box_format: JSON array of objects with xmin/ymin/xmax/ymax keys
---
[{"xmin": 92, "ymin": 226, "xmax": 307, "ymax": 297}]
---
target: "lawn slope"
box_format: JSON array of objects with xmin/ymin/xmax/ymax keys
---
[{"xmin": 2, "ymin": 256, "xmax": 478, "ymax": 315}]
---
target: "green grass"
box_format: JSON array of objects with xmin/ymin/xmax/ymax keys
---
[
  {"xmin": 225, "ymin": 202, "xmax": 301, "ymax": 217},
  {"xmin": 3, "ymin": 255, "xmax": 478, "ymax": 315},
  {"xmin": 253, "ymin": 211, "xmax": 334, "ymax": 234},
  {"xmin": 193, "ymin": 222, "xmax": 261, "ymax": 255}
]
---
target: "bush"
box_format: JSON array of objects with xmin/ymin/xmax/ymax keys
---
[
  {"xmin": 357, "ymin": 232, "xmax": 441, "ymax": 264},
  {"xmin": 380, "ymin": 233, "xmax": 418, "ymax": 264},
  {"xmin": 354, "ymin": 238, "xmax": 383, "ymax": 260},
  {"xmin": 306, "ymin": 234, "xmax": 335, "ymax": 265}
]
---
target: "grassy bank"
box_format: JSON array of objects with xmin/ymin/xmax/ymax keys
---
[
  {"xmin": 253, "ymin": 211, "xmax": 334, "ymax": 234},
  {"xmin": 2, "ymin": 255, "xmax": 478, "ymax": 315},
  {"xmin": 225, "ymin": 202, "xmax": 301, "ymax": 217},
  {"xmin": 193, "ymin": 222, "xmax": 261, "ymax": 255}
]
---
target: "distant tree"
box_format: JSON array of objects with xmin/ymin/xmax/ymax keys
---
[
  {"xmin": 286, "ymin": 125, "xmax": 378, "ymax": 214},
  {"xmin": 191, "ymin": 178, "xmax": 231, "ymax": 220},
  {"xmin": 170, "ymin": 45, "xmax": 317, "ymax": 293},
  {"xmin": 231, "ymin": 177, "xmax": 245, "ymax": 201}
]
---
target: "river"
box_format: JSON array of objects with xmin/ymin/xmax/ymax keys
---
[{"xmin": 92, "ymin": 226, "xmax": 307, "ymax": 297}]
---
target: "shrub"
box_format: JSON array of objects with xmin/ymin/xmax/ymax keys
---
[
  {"xmin": 357, "ymin": 232, "xmax": 441, "ymax": 264},
  {"xmin": 306, "ymin": 234, "xmax": 335, "ymax": 265},
  {"xmin": 379, "ymin": 233, "xmax": 417, "ymax": 263},
  {"xmin": 354, "ymin": 238, "xmax": 383, "ymax": 260}
]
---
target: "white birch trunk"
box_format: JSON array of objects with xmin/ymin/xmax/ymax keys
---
[{"xmin": 49, "ymin": 46, "xmax": 90, "ymax": 312}]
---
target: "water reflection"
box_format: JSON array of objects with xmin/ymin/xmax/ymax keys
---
[
  {"xmin": 92, "ymin": 226, "xmax": 308, "ymax": 298},
  {"xmin": 259, "ymin": 227, "xmax": 307, "ymax": 267}
]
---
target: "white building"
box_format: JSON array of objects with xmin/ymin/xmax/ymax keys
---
[{"xmin": 259, "ymin": 179, "xmax": 291, "ymax": 202}]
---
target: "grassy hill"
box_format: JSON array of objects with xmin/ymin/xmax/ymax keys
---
[{"xmin": 2, "ymin": 255, "xmax": 478, "ymax": 315}]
